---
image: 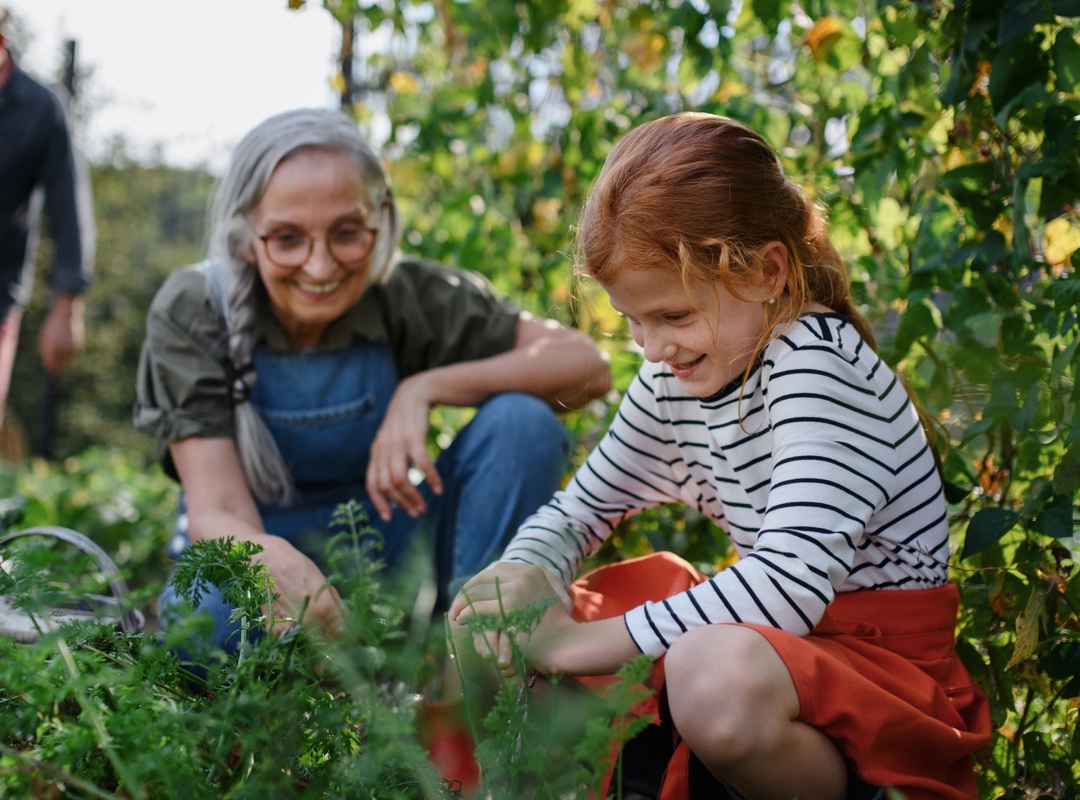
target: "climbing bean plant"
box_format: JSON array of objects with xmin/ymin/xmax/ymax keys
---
[{"xmin": 300, "ymin": 0, "xmax": 1079, "ymax": 794}]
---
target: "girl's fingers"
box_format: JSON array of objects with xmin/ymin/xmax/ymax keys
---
[
  {"xmin": 472, "ymin": 630, "xmax": 502, "ymax": 662},
  {"xmin": 497, "ymin": 631, "xmax": 512, "ymax": 670}
]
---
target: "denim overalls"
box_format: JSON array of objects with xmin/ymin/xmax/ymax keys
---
[{"xmin": 159, "ymin": 263, "xmax": 571, "ymax": 650}]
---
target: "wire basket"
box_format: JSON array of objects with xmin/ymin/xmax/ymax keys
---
[{"xmin": 0, "ymin": 525, "xmax": 145, "ymax": 643}]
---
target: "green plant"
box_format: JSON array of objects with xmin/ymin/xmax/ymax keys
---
[{"xmin": 1, "ymin": 489, "xmax": 655, "ymax": 798}]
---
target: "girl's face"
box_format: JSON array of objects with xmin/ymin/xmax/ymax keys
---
[
  {"xmin": 602, "ymin": 265, "xmax": 769, "ymax": 397},
  {"xmin": 248, "ymin": 149, "xmax": 377, "ymax": 348}
]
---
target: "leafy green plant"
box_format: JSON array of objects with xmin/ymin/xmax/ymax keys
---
[
  {"xmin": 1, "ymin": 517, "xmax": 447, "ymax": 799},
  {"xmin": 450, "ymin": 587, "xmax": 656, "ymax": 800},
  {"xmin": 1, "ymin": 487, "xmax": 656, "ymax": 798}
]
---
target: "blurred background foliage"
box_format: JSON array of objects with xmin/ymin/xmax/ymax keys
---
[{"xmin": 3, "ymin": 0, "xmax": 1077, "ymax": 795}]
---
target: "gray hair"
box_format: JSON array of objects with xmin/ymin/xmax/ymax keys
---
[
  {"xmin": 208, "ymin": 107, "xmax": 401, "ymax": 505},
  {"xmin": 0, "ymin": 5, "xmax": 21, "ymax": 56}
]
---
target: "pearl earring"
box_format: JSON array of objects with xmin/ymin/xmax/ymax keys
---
[{"xmin": 768, "ymin": 297, "xmax": 776, "ymax": 305}]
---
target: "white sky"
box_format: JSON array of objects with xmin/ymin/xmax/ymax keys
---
[{"xmin": 6, "ymin": 0, "xmax": 341, "ymax": 173}]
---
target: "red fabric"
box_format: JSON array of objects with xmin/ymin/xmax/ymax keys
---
[
  {"xmin": 568, "ymin": 553, "xmax": 697, "ymax": 798},
  {"xmin": 566, "ymin": 552, "xmax": 992, "ymax": 800}
]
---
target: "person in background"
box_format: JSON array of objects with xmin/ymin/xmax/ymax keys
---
[
  {"xmin": 452, "ymin": 112, "xmax": 991, "ymax": 800},
  {"xmin": 0, "ymin": 4, "xmax": 94, "ymax": 440},
  {"xmin": 134, "ymin": 107, "xmax": 611, "ymax": 649}
]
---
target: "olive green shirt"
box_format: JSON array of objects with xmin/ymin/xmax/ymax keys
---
[{"xmin": 134, "ymin": 256, "xmax": 521, "ymax": 471}]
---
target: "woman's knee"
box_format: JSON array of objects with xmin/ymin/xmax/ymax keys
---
[
  {"xmin": 464, "ymin": 392, "xmax": 570, "ymax": 474},
  {"xmin": 479, "ymin": 393, "xmax": 567, "ymax": 444}
]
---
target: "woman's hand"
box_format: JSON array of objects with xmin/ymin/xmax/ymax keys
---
[
  {"xmin": 170, "ymin": 436, "xmax": 345, "ymax": 639},
  {"xmin": 254, "ymin": 535, "xmax": 345, "ymax": 638},
  {"xmin": 366, "ymin": 373, "xmax": 441, "ymax": 522}
]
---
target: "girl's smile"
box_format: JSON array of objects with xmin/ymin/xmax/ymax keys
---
[{"xmin": 602, "ymin": 266, "xmax": 769, "ymax": 397}]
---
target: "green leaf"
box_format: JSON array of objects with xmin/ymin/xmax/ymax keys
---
[
  {"xmin": 888, "ymin": 300, "xmax": 939, "ymax": 362},
  {"xmin": 1009, "ymin": 381, "xmax": 1041, "ymax": 436},
  {"xmin": 1052, "ymin": 444, "xmax": 1080, "ymax": 495},
  {"xmin": 944, "ymin": 479, "xmax": 973, "ymax": 505},
  {"xmin": 1049, "ymin": 276, "xmax": 1080, "ymax": 310},
  {"xmin": 963, "ymin": 310, "xmax": 1003, "ymax": 345},
  {"xmin": 998, "ymin": 0, "xmax": 1048, "ymax": 42},
  {"xmin": 962, "ymin": 507, "xmax": 1022, "ymax": 559},
  {"xmin": 1034, "ymin": 493, "xmax": 1076, "ymax": 539},
  {"xmin": 1052, "ymin": 0, "xmax": 1080, "ymax": 14},
  {"xmin": 1042, "ymin": 641, "xmax": 1080, "ymax": 698},
  {"xmin": 1052, "ymin": 27, "xmax": 1080, "ymax": 90},
  {"xmin": 752, "ymin": 0, "xmax": 791, "ymax": 36},
  {"xmin": 989, "ymin": 35, "xmax": 1046, "ymax": 112},
  {"xmin": 940, "ymin": 162, "xmax": 1005, "ymax": 228}
]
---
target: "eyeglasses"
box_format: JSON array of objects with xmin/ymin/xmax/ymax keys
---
[{"xmin": 251, "ymin": 219, "xmax": 379, "ymax": 269}]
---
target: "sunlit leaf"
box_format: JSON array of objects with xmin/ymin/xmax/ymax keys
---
[
  {"xmin": 805, "ymin": 16, "xmax": 844, "ymax": 61},
  {"xmin": 1045, "ymin": 216, "xmax": 1080, "ymax": 267},
  {"xmin": 1006, "ymin": 584, "xmax": 1049, "ymax": 669},
  {"xmin": 387, "ymin": 70, "xmax": 420, "ymax": 94}
]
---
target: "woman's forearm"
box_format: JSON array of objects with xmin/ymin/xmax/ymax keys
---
[{"xmin": 404, "ymin": 316, "xmax": 610, "ymax": 412}]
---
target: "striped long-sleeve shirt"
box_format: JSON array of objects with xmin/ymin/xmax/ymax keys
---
[{"xmin": 500, "ymin": 312, "xmax": 950, "ymax": 657}]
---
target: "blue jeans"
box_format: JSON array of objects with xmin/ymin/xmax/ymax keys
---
[{"xmin": 159, "ymin": 392, "xmax": 570, "ymax": 651}]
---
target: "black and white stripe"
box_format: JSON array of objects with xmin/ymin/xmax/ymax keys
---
[{"xmin": 500, "ymin": 313, "xmax": 949, "ymax": 657}]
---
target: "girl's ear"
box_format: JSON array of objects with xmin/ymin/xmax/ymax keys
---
[{"xmin": 759, "ymin": 241, "xmax": 790, "ymax": 301}]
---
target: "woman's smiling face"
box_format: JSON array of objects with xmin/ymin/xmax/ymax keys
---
[
  {"xmin": 248, "ymin": 148, "xmax": 377, "ymax": 348},
  {"xmin": 601, "ymin": 265, "xmax": 768, "ymax": 397}
]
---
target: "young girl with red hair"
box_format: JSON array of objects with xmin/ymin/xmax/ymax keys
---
[{"xmin": 452, "ymin": 112, "xmax": 990, "ymax": 800}]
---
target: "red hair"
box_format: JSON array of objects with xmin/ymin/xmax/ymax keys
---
[{"xmin": 575, "ymin": 112, "xmax": 877, "ymax": 358}]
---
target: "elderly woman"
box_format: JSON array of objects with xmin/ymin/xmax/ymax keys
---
[{"xmin": 135, "ymin": 107, "xmax": 610, "ymax": 646}]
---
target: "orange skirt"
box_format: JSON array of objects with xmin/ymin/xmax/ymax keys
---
[{"xmin": 568, "ymin": 552, "xmax": 992, "ymax": 800}]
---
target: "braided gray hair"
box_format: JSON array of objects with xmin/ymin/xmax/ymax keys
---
[{"xmin": 207, "ymin": 108, "xmax": 401, "ymax": 504}]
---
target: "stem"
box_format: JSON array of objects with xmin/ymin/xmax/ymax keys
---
[
  {"xmin": 0, "ymin": 742, "xmax": 121, "ymax": 800},
  {"xmin": 56, "ymin": 637, "xmax": 144, "ymax": 798}
]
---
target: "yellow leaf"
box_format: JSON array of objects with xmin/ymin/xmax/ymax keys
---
[
  {"xmin": 531, "ymin": 197, "xmax": 563, "ymax": 234},
  {"xmin": 388, "ymin": 71, "xmax": 420, "ymax": 95},
  {"xmin": 1045, "ymin": 215, "xmax": 1080, "ymax": 267},
  {"xmin": 806, "ymin": 16, "xmax": 844, "ymax": 62},
  {"xmin": 623, "ymin": 32, "xmax": 665, "ymax": 69},
  {"xmin": 1007, "ymin": 585, "xmax": 1049, "ymax": 669}
]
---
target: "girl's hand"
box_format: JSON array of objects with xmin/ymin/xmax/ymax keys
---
[
  {"xmin": 366, "ymin": 374, "xmax": 442, "ymax": 522},
  {"xmin": 450, "ymin": 563, "xmax": 574, "ymax": 675},
  {"xmin": 452, "ymin": 562, "xmax": 642, "ymax": 677},
  {"xmin": 450, "ymin": 562, "xmax": 571, "ymax": 620}
]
